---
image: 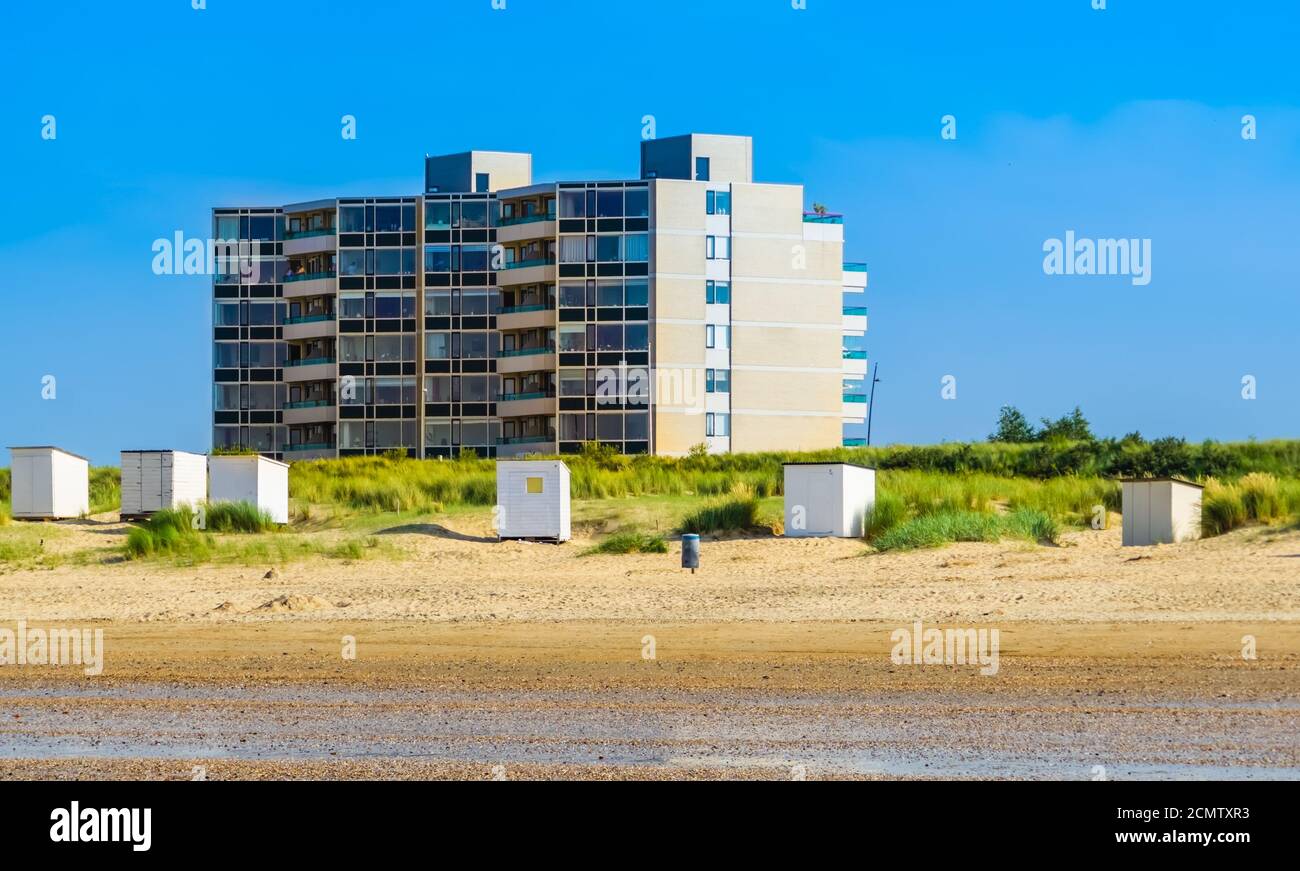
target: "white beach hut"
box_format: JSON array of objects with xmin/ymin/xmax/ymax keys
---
[
  {"xmin": 8, "ymin": 446, "xmax": 90, "ymax": 520},
  {"xmin": 1120, "ymin": 477, "xmax": 1203, "ymax": 546},
  {"xmin": 782, "ymin": 462, "xmax": 876, "ymax": 538},
  {"xmin": 496, "ymin": 460, "xmax": 571, "ymax": 542},
  {"xmin": 208, "ymin": 454, "xmax": 290, "ymax": 524},
  {"xmin": 120, "ymin": 450, "xmax": 208, "ymax": 520}
]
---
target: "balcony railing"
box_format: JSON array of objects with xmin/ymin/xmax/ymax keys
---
[
  {"xmin": 842, "ymin": 306, "xmax": 868, "ymax": 317},
  {"xmin": 499, "ymin": 391, "xmax": 555, "ymax": 403},
  {"xmin": 285, "ymin": 442, "xmax": 335, "ymax": 452},
  {"xmin": 843, "ymin": 394, "xmax": 868, "ymax": 403},
  {"xmin": 284, "ymin": 228, "xmax": 335, "ymax": 240},
  {"xmin": 804, "ymin": 212, "xmax": 844, "ymax": 224},
  {"xmin": 842, "ymin": 350, "xmax": 868, "ymax": 360},
  {"xmin": 844, "ymin": 262, "xmax": 868, "ymax": 272},
  {"xmin": 285, "ymin": 356, "xmax": 336, "ymax": 367},
  {"xmin": 843, "ymin": 438, "xmax": 867, "ymax": 447},
  {"xmin": 502, "ymin": 257, "xmax": 556, "ymax": 270},
  {"xmin": 498, "ymin": 304, "xmax": 550, "ymax": 315},
  {"xmin": 496, "ymin": 435, "xmax": 555, "ymax": 445},
  {"xmin": 285, "ymin": 313, "xmax": 336, "ymax": 324},
  {"xmin": 284, "ymin": 270, "xmax": 336, "ymax": 282},
  {"xmin": 498, "ymin": 213, "xmax": 555, "ymax": 227},
  {"xmin": 499, "ymin": 346, "xmax": 555, "ymax": 358},
  {"xmin": 284, "ymin": 399, "xmax": 335, "ymax": 409}
]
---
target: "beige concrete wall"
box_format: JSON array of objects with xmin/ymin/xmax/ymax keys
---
[
  {"xmin": 654, "ymin": 411, "xmax": 706, "ymax": 455},
  {"xmin": 470, "ymin": 152, "xmax": 533, "ymax": 190},
  {"xmin": 692, "ymin": 134, "xmax": 753, "ymax": 184},
  {"xmin": 732, "ymin": 413, "xmax": 841, "ymax": 453}
]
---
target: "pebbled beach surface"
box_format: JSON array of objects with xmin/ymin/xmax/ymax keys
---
[{"xmin": 0, "ymin": 620, "xmax": 1296, "ymax": 780}]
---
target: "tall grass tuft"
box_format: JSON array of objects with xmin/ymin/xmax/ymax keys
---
[
  {"xmin": 1201, "ymin": 478, "xmax": 1246, "ymax": 537},
  {"xmin": 1004, "ymin": 507, "xmax": 1061, "ymax": 544},
  {"xmin": 677, "ymin": 483, "xmax": 762, "ymax": 535},
  {"xmin": 1237, "ymin": 473, "xmax": 1284, "ymax": 523},
  {"xmin": 581, "ymin": 528, "xmax": 669, "ymax": 556},
  {"xmin": 871, "ymin": 511, "xmax": 1004, "ymax": 552},
  {"xmin": 206, "ymin": 501, "xmax": 276, "ymax": 533},
  {"xmin": 863, "ymin": 492, "xmax": 908, "ymax": 540}
]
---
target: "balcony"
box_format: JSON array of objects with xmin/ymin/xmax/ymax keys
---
[
  {"xmin": 497, "ymin": 392, "xmax": 557, "ymax": 418},
  {"xmin": 842, "ymin": 305, "xmax": 867, "ymax": 336},
  {"xmin": 284, "ymin": 313, "xmax": 337, "ymax": 340},
  {"xmin": 282, "ymin": 270, "xmax": 337, "ymax": 299},
  {"xmin": 842, "ymin": 348, "xmax": 867, "ymax": 377},
  {"xmin": 496, "ymin": 214, "xmax": 557, "ymax": 245},
  {"xmin": 495, "ymin": 435, "xmax": 557, "ymax": 458},
  {"xmin": 283, "ymin": 400, "xmax": 336, "ymax": 426},
  {"xmin": 843, "ymin": 262, "xmax": 868, "ymax": 290},
  {"xmin": 496, "ymin": 346, "xmax": 556, "ymax": 375},
  {"xmin": 283, "ymin": 357, "xmax": 336, "ymax": 383},
  {"xmin": 803, "ymin": 212, "xmax": 844, "ymax": 224},
  {"xmin": 497, "ymin": 304, "xmax": 556, "ymax": 331},
  {"xmin": 283, "ymin": 443, "xmax": 336, "ymax": 461},
  {"xmin": 497, "ymin": 258, "xmax": 555, "ymax": 286},
  {"xmin": 843, "ymin": 437, "xmax": 867, "ymax": 447},
  {"xmin": 283, "ymin": 229, "xmax": 336, "ymax": 257}
]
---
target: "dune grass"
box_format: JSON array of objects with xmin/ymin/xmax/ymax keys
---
[
  {"xmin": 123, "ymin": 502, "xmax": 383, "ymax": 565},
  {"xmin": 581, "ymin": 528, "xmax": 669, "ymax": 556},
  {"xmin": 869, "ymin": 506, "xmax": 1060, "ymax": 552}
]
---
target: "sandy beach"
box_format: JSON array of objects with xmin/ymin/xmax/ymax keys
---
[{"xmin": 1, "ymin": 519, "xmax": 1297, "ymax": 779}]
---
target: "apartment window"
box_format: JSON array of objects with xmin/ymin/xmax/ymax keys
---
[
  {"xmin": 559, "ymin": 236, "xmax": 586, "ymax": 263},
  {"xmin": 425, "ymin": 201, "xmax": 452, "ymax": 229},
  {"xmin": 596, "ymin": 235, "xmax": 622, "ymax": 262},
  {"xmin": 625, "ymin": 188, "xmax": 649, "ymax": 218},
  {"xmin": 596, "ymin": 190, "xmax": 623, "ymax": 218},
  {"xmin": 695, "ymin": 157, "xmax": 710, "ymax": 182},
  {"xmin": 705, "ymin": 324, "xmax": 730, "ymax": 349},
  {"xmin": 623, "ymin": 233, "xmax": 649, "ymax": 262},
  {"xmin": 625, "ymin": 412, "xmax": 649, "ymax": 441},
  {"xmin": 706, "ymin": 236, "xmax": 730, "ymax": 260},
  {"xmin": 461, "ymin": 374, "xmax": 496, "ymax": 402},
  {"xmin": 214, "ymin": 302, "xmax": 240, "ymax": 327},
  {"xmin": 596, "ymin": 324, "xmax": 623, "ymax": 351},
  {"xmin": 706, "ymin": 369, "xmax": 730, "ymax": 393},
  {"xmin": 213, "ymin": 384, "xmax": 240, "ymax": 410},
  {"xmin": 424, "ymin": 290, "xmax": 451, "ymax": 316},
  {"xmin": 475, "ymin": 173, "xmax": 490, "ymax": 193},
  {"xmin": 460, "ymin": 332, "xmax": 491, "ymax": 359},
  {"xmin": 425, "ymin": 422, "xmax": 452, "ymax": 448},
  {"xmin": 557, "ymin": 324, "xmax": 585, "ymax": 353},
  {"xmin": 597, "ymin": 281, "xmax": 622, "ymax": 307},
  {"xmin": 559, "ymin": 190, "xmax": 586, "ymax": 218},
  {"xmin": 624, "ymin": 323, "xmax": 649, "ymax": 351},
  {"xmin": 373, "ymin": 420, "xmax": 404, "ymax": 447},
  {"xmin": 706, "ymin": 191, "xmax": 731, "ymax": 215},
  {"xmin": 460, "ymin": 201, "xmax": 489, "ymax": 229},
  {"xmin": 461, "ymin": 244, "xmax": 490, "ymax": 272},
  {"xmin": 248, "ymin": 384, "xmax": 279, "ymax": 410},
  {"xmin": 625, "ymin": 279, "xmax": 649, "ymax": 306},
  {"xmin": 425, "ymin": 332, "xmax": 451, "ymax": 359},
  {"xmin": 424, "ymin": 245, "xmax": 455, "ymax": 272},
  {"xmin": 706, "ymin": 281, "xmax": 731, "ymax": 305},
  {"xmin": 214, "ymin": 340, "xmax": 240, "ymax": 369},
  {"xmin": 246, "ymin": 343, "xmax": 279, "ymax": 368},
  {"xmin": 461, "ymin": 290, "xmax": 490, "ymax": 316},
  {"xmin": 559, "ymin": 283, "xmax": 585, "ymax": 307},
  {"xmin": 706, "ymin": 413, "xmax": 730, "ymax": 437},
  {"xmin": 559, "ymin": 369, "xmax": 585, "ymax": 397}
]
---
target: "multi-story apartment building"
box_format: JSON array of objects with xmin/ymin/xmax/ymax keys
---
[{"xmin": 211, "ymin": 133, "xmax": 869, "ymax": 460}]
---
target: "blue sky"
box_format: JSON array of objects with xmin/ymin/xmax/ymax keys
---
[{"xmin": 1, "ymin": 0, "xmax": 1297, "ymax": 464}]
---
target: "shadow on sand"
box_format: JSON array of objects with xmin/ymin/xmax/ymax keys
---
[{"xmin": 374, "ymin": 523, "xmax": 497, "ymax": 544}]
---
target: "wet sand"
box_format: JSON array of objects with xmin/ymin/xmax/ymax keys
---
[{"xmin": 1, "ymin": 621, "xmax": 1296, "ymax": 779}]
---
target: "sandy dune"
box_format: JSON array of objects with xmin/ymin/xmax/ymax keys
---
[{"xmin": 1, "ymin": 520, "xmax": 1297, "ymax": 624}]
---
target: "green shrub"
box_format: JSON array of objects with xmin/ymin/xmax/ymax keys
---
[{"xmin": 582, "ymin": 528, "xmax": 669, "ymax": 555}]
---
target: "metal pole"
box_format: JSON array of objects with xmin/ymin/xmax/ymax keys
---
[{"xmin": 865, "ymin": 362, "xmax": 880, "ymax": 446}]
